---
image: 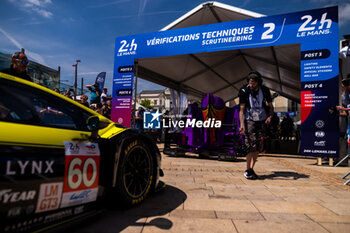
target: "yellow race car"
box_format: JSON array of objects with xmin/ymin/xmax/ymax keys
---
[{"xmin": 0, "ymin": 72, "xmax": 163, "ymax": 232}]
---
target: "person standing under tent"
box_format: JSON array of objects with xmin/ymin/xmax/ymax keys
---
[{"xmin": 239, "ymin": 71, "xmax": 274, "ymax": 180}]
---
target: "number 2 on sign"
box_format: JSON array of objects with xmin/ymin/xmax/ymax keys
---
[{"xmin": 261, "ymin": 23, "xmax": 275, "ymax": 40}]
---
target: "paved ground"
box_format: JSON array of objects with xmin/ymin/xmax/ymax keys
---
[{"xmin": 75, "ymin": 144, "xmax": 350, "ymax": 233}]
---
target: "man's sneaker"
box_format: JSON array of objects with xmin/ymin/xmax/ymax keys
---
[
  {"xmin": 250, "ymin": 169, "xmax": 259, "ymax": 179},
  {"xmin": 244, "ymin": 169, "xmax": 254, "ymax": 179}
]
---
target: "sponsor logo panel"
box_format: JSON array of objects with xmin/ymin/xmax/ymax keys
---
[
  {"xmin": 315, "ymin": 120, "xmax": 325, "ymax": 128},
  {"xmin": 60, "ymin": 188, "xmax": 98, "ymax": 208},
  {"xmin": 0, "ymin": 189, "xmax": 36, "ymax": 204},
  {"xmin": 314, "ymin": 140, "xmax": 326, "ymax": 146},
  {"xmin": 315, "ymin": 131, "xmax": 325, "ymax": 137},
  {"xmin": 35, "ymin": 182, "xmax": 63, "ymax": 213}
]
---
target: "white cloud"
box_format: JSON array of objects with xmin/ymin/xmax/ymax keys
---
[
  {"xmin": 0, "ymin": 27, "xmax": 23, "ymax": 49},
  {"xmin": 87, "ymin": 0, "xmax": 130, "ymax": 8},
  {"xmin": 339, "ymin": 4, "xmax": 350, "ymax": 26},
  {"xmin": 27, "ymin": 0, "xmax": 41, "ymax": 6},
  {"xmin": 32, "ymin": 8, "xmax": 53, "ymax": 18},
  {"xmin": 80, "ymin": 71, "xmax": 105, "ymax": 76},
  {"xmin": 241, "ymin": 0, "xmax": 252, "ymax": 8},
  {"xmin": 9, "ymin": 0, "xmax": 53, "ymax": 18},
  {"xmin": 0, "ymin": 27, "xmax": 46, "ymax": 64},
  {"xmin": 100, "ymin": 11, "xmax": 184, "ymax": 20},
  {"xmin": 26, "ymin": 50, "xmax": 46, "ymax": 65},
  {"xmin": 138, "ymin": 0, "xmax": 149, "ymax": 17}
]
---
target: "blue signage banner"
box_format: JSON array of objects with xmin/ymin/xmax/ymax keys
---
[
  {"xmin": 95, "ymin": 72, "xmax": 106, "ymax": 91},
  {"xmin": 113, "ymin": 6, "xmax": 339, "ymax": 157}
]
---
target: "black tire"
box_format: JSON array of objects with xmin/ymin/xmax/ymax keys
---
[{"xmin": 115, "ymin": 139, "xmax": 154, "ymax": 206}]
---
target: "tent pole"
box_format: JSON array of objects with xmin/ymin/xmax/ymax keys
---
[{"xmin": 133, "ymin": 60, "xmax": 139, "ymax": 128}]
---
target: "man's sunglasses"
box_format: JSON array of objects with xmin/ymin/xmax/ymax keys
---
[{"xmin": 15, "ymin": 59, "xmax": 29, "ymax": 65}]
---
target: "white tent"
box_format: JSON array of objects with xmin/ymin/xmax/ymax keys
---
[{"xmin": 137, "ymin": 2, "xmax": 301, "ymax": 103}]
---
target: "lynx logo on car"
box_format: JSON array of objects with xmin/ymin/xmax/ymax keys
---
[{"xmin": 5, "ymin": 160, "xmax": 54, "ymax": 175}]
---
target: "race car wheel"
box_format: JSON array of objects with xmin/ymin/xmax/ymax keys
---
[{"xmin": 116, "ymin": 139, "xmax": 154, "ymax": 206}]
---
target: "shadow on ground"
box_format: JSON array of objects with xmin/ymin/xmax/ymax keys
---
[
  {"xmin": 258, "ymin": 171, "xmax": 309, "ymax": 180},
  {"xmin": 163, "ymin": 150, "xmax": 246, "ymax": 163},
  {"xmin": 68, "ymin": 185, "xmax": 186, "ymax": 233},
  {"xmin": 261, "ymin": 154, "xmax": 313, "ymax": 160}
]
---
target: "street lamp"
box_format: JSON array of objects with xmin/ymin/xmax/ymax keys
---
[
  {"xmin": 72, "ymin": 59, "xmax": 81, "ymax": 99},
  {"xmin": 81, "ymin": 77, "xmax": 84, "ymax": 96}
]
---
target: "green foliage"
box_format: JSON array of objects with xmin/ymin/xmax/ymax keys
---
[{"xmin": 140, "ymin": 99, "xmax": 152, "ymax": 109}]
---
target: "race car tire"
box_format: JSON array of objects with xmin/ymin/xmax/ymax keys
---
[{"xmin": 115, "ymin": 139, "xmax": 154, "ymax": 206}]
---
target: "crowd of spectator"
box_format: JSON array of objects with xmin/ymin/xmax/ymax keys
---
[{"xmin": 53, "ymin": 84, "xmax": 112, "ymax": 119}]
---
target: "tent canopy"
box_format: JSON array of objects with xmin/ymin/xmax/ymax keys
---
[{"xmin": 137, "ymin": 2, "xmax": 301, "ymax": 103}]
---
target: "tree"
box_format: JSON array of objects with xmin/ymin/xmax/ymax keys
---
[{"xmin": 140, "ymin": 99, "xmax": 152, "ymax": 109}]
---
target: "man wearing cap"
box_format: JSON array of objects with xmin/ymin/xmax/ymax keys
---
[
  {"xmin": 239, "ymin": 71, "xmax": 274, "ymax": 179},
  {"xmin": 1, "ymin": 48, "xmax": 31, "ymax": 81}
]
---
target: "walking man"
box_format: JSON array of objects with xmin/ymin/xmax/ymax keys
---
[{"xmin": 239, "ymin": 71, "xmax": 274, "ymax": 179}]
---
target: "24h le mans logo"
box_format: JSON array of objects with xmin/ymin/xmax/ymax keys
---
[{"xmin": 144, "ymin": 110, "xmax": 162, "ymax": 129}]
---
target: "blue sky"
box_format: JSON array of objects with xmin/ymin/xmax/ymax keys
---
[{"xmin": 1, "ymin": 0, "xmax": 350, "ymax": 93}]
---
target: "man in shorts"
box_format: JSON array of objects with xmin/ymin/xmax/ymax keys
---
[{"xmin": 239, "ymin": 71, "xmax": 274, "ymax": 179}]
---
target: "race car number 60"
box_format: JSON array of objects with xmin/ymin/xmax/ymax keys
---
[{"xmin": 68, "ymin": 158, "xmax": 97, "ymax": 189}]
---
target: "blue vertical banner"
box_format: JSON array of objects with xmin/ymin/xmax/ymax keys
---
[
  {"xmin": 299, "ymin": 9, "xmax": 339, "ymax": 158},
  {"xmin": 95, "ymin": 72, "xmax": 106, "ymax": 91},
  {"xmin": 113, "ymin": 7, "xmax": 339, "ymax": 157},
  {"xmin": 111, "ymin": 64, "xmax": 134, "ymax": 125}
]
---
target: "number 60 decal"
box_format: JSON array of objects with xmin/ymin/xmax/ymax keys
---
[
  {"xmin": 64, "ymin": 156, "xmax": 100, "ymax": 192},
  {"xmin": 68, "ymin": 158, "xmax": 97, "ymax": 189},
  {"xmin": 64, "ymin": 142, "xmax": 100, "ymax": 192}
]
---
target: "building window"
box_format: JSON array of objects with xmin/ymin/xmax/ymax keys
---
[{"xmin": 154, "ymin": 100, "xmax": 158, "ymax": 105}]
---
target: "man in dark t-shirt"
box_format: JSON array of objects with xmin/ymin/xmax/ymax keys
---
[
  {"xmin": 239, "ymin": 71, "xmax": 274, "ymax": 180},
  {"xmin": 0, "ymin": 48, "xmax": 31, "ymax": 82}
]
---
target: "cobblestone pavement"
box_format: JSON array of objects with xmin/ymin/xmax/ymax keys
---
[{"xmin": 75, "ymin": 145, "xmax": 350, "ymax": 233}]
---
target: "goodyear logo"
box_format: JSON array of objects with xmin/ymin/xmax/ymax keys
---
[{"xmin": 125, "ymin": 140, "xmax": 137, "ymax": 155}]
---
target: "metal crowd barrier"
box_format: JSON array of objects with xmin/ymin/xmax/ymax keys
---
[{"xmin": 334, "ymin": 154, "xmax": 350, "ymax": 185}]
